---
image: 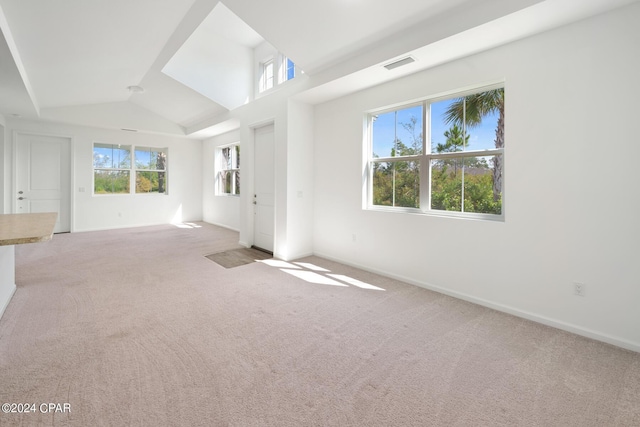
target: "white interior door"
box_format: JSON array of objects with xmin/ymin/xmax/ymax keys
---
[
  {"xmin": 15, "ymin": 133, "xmax": 71, "ymax": 233},
  {"xmin": 253, "ymin": 125, "xmax": 275, "ymax": 253}
]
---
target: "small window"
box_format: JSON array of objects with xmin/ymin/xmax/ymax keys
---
[
  {"xmin": 135, "ymin": 147, "xmax": 168, "ymax": 194},
  {"xmin": 259, "ymin": 54, "xmax": 297, "ymax": 93},
  {"xmin": 281, "ymin": 57, "xmax": 295, "ymax": 82},
  {"xmin": 367, "ymin": 85, "xmax": 504, "ymax": 218},
  {"xmin": 217, "ymin": 144, "xmax": 240, "ymax": 196},
  {"xmin": 93, "ymin": 143, "xmax": 131, "ymax": 194},
  {"xmin": 260, "ymin": 60, "xmax": 274, "ymax": 93}
]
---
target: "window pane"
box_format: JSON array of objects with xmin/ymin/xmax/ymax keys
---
[
  {"xmin": 463, "ymin": 155, "xmax": 502, "ymax": 214},
  {"xmin": 431, "ymin": 98, "xmax": 467, "ymax": 154},
  {"xmin": 135, "ymin": 148, "xmax": 151, "ymax": 169},
  {"xmin": 94, "ymin": 144, "xmax": 130, "ymax": 168},
  {"xmin": 430, "ymin": 158, "xmax": 463, "ymax": 212},
  {"xmin": 372, "ymin": 105, "xmax": 423, "ymax": 158},
  {"xmin": 234, "ymin": 170, "xmax": 240, "ymax": 195},
  {"xmin": 264, "ymin": 61, "xmax": 274, "ymax": 91},
  {"xmin": 94, "ymin": 170, "xmax": 130, "ymax": 194},
  {"xmin": 286, "ymin": 58, "xmax": 295, "ymax": 81},
  {"xmin": 150, "ymin": 150, "xmax": 165, "ymax": 170},
  {"xmin": 219, "ymin": 171, "xmax": 232, "ymax": 194},
  {"xmin": 431, "ymin": 88, "xmax": 504, "ymax": 153},
  {"xmin": 221, "ymin": 147, "xmax": 231, "ymax": 170},
  {"xmin": 372, "ymin": 160, "xmax": 420, "ymax": 208},
  {"xmin": 234, "ymin": 145, "xmax": 240, "ymax": 169},
  {"xmin": 136, "ymin": 171, "xmax": 167, "ymax": 193}
]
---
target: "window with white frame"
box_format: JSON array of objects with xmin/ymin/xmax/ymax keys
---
[
  {"xmin": 217, "ymin": 144, "xmax": 240, "ymax": 195},
  {"xmin": 134, "ymin": 147, "xmax": 168, "ymax": 194},
  {"xmin": 93, "ymin": 143, "xmax": 168, "ymax": 195},
  {"xmin": 281, "ymin": 56, "xmax": 295, "ymax": 83},
  {"xmin": 259, "ymin": 59, "xmax": 274, "ymax": 93},
  {"xmin": 259, "ymin": 54, "xmax": 297, "ymax": 93},
  {"xmin": 367, "ymin": 84, "xmax": 504, "ymax": 218},
  {"xmin": 93, "ymin": 143, "xmax": 131, "ymax": 194}
]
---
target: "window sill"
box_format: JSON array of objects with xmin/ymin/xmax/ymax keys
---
[{"xmin": 366, "ymin": 205, "xmax": 504, "ymax": 222}]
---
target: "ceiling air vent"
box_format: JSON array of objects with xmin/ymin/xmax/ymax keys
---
[{"xmin": 383, "ymin": 56, "xmax": 415, "ymax": 70}]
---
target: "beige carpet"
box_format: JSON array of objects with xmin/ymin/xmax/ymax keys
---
[{"xmin": 0, "ymin": 223, "xmax": 639, "ymax": 426}]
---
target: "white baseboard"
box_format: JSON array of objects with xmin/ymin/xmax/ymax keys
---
[
  {"xmin": 0, "ymin": 283, "xmax": 16, "ymax": 321},
  {"xmin": 202, "ymin": 221, "xmax": 239, "ymax": 233},
  {"xmin": 314, "ymin": 251, "xmax": 640, "ymax": 353}
]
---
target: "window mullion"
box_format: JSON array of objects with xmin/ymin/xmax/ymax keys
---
[{"xmin": 421, "ymin": 101, "xmax": 429, "ymax": 212}]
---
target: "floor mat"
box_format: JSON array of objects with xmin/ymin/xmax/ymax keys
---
[{"xmin": 205, "ymin": 247, "xmax": 272, "ymax": 268}]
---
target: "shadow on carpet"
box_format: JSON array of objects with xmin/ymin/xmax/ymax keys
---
[{"xmin": 205, "ymin": 247, "xmax": 272, "ymax": 268}]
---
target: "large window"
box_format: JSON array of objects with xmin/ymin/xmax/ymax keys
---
[
  {"xmin": 367, "ymin": 84, "xmax": 504, "ymax": 218},
  {"xmin": 217, "ymin": 144, "xmax": 240, "ymax": 196},
  {"xmin": 93, "ymin": 144, "xmax": 168, "ymax": 195}
]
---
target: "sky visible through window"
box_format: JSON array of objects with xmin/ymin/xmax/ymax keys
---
[{"xmin": 372, "ymin": 99, "xmax": 499, "ymax": 157}]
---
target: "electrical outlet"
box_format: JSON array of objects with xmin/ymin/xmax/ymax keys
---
[{"xmin": 573, "ymin": 282, "xmax": 586, "ymax": 297}]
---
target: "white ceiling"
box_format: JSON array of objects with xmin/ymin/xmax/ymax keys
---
[{"xmin": 0, "ymin": 0, "xmax": 637, "ymax": 138}]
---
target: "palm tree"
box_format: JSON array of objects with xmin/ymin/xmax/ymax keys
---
[{"xmin": 444, "ymin": 88, "xmax": 504, "ymax": 201}]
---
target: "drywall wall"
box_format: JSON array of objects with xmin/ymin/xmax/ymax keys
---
[
  {"xmin": 313, "ymin": 4, "xmax": 640, "ymax": 350},
  {"xmin": 202, "ymin": 129, "xmax": 241, "ymax": 231},
  {"xmin": 211, "ymin": 76, "xmax": 313, "ymax": 260},
  {"xmin": 285, "ymin": 99, "xmax": 314, "ymax": 258},
  {"xmin": 3, "ymin": 119, "xmax": 203, "ymax": 231},
  {"xmin": 0, "ymin": 118, "xmax": 5, "ymax": 213}
]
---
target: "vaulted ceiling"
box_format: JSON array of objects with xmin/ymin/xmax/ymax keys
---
[{"xmin": 0, "ymin": 0, "xmax": 637, "ymax": 138}]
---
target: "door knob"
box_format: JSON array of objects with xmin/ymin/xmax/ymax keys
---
[{"xmin": 18, "ymin": 197, "xmax": 27, "ymax": 200}]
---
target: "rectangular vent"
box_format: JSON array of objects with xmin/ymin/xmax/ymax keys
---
[{"xmin": 384, "ymin": 56, "xmax": 415, "ymax": 70}]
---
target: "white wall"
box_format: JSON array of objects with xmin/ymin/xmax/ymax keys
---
[
  {"xmin": 200, "ymin": 74, "xmax": 314, "ymax": 259},
  {"xmin": 285, "ymin": 99, "xmax": 314, "ymax": 258},
  {"xmin": 3, "ymin": 119, "xmax": 203, "ymax": 231},
  {"xmin": 0, "ymin": 115, "xmax": 5, "ymax": 213},
  {"xmin": 202, "ymin": 129, "xmax": 241, "ymax": 231},
  {"xmin": 313, "ymin": 4, "xmax": 640, "ymax": 351}
]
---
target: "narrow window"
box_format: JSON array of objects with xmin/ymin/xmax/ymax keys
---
[
  {"xmin": 217, "ymin": 143, "xmax": 240, "ymax": 195},
  {"xmin": 260, "ymin": 60, "xmax": 274, "ymax": 92},
  {"xmin": 282, "ymin": 57, "xmax": 295, "ymax": 82}
]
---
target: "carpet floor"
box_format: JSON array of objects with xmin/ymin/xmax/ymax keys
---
[{"xmin": 0, "ymin": 222, "xmax": 639, "ymax": 426}]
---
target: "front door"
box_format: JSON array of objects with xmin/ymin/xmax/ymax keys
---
[
  {"xmin": 253, "ymin": 125, "xmax": 275, "ymax": 253},
  {"xmin": 15, "ymin": 133, "xmax": 71, "ymax": 233}
]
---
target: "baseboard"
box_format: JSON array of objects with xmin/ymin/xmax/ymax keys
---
[
  {"xmin": 278, "ymin": 251, "xmax": 314, "ymax": 262},
  {"xmin": 314, "ymin": 251, "xmax": 640, "ymax": 353},
  {"xmin": 202, "ymin": 221, "xmax": 239, "ymax": 233},
  {"xmin": 73, "ymin": 220, "xmax": 210, "ymax": 233},
  {"xmin": 0, "ymin": 283, "xmax": 16, "ymax": 321}
]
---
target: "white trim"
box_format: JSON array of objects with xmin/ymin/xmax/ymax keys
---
[
  {"xmin": 202, "ymin": 220, "xmax": 240, "ymax": 233},
  {"xmin": 0, "ymin": 283, "xmax": 16, "ymax": 321},
  {"xmin": 314, "ymin": 251, "xmax": 640, "ymax": 353}
]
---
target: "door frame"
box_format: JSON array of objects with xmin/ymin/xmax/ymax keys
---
[
  {"xmin": 251, "ymin": 122, "xmax": 276, "ymax": 253},
  {"xmin": 12, "ymin": 130, "xmax": 74, "ymax": 232}
]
